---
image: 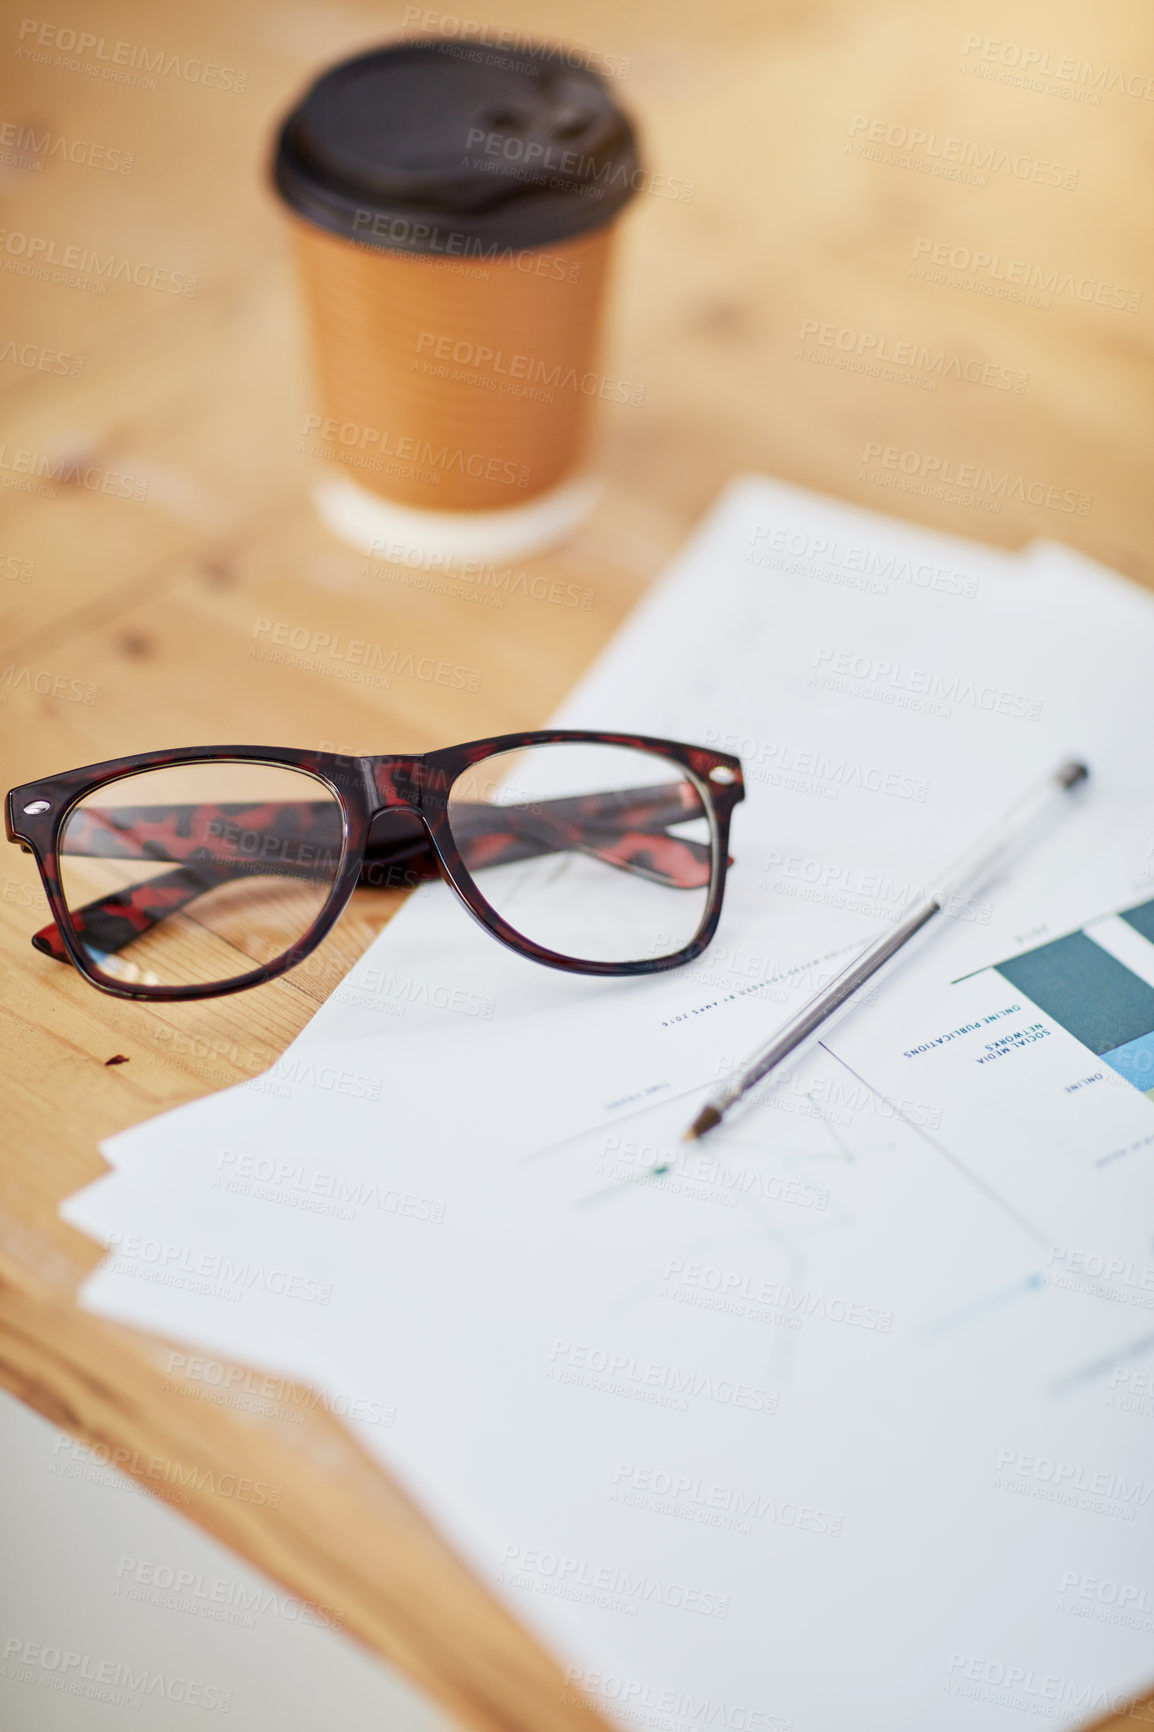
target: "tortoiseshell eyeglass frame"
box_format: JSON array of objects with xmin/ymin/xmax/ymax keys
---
[{"xmin": 5, "ymin": 732, "xmax": 745, "ymax": 1003}]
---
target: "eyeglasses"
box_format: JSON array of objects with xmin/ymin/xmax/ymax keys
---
[{"xmin": 5, "ymin": 732, "xmax": 744, "ymax": 1001}]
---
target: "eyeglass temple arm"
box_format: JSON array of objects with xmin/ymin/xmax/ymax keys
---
[
  {"xmin": 31, "ymin": 862, "xmax": 239, "ymax": 961},
  {"xmin": 34, "ymin": 784, "xmax": 712, "ymax": 961},
  {"xmin": 446, "ymin": 781, "xmax": 711, "ymax": 889}
]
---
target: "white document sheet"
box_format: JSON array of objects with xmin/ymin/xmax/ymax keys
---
[{"xmin": 63, "ymin": 487, "xmax": 1154, "ymax": 1731}]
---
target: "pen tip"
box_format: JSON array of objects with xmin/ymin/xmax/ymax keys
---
[
  {"xmin": 1058, "ymin": 761, "xmax": 1089, "ymax": 790},
  {"xmin": 685, "ymin": 1105, "xmax": 722, "ymax": 1142}
]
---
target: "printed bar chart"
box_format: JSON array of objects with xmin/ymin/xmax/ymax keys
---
[{"xmin": 994, "ymin": 896, "xmax": 1154, "ymax": 1098}]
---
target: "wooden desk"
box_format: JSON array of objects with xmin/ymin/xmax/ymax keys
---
[{"xmin": 1, "ymin": 3, "xmax": 1149, "ymax": 1727}]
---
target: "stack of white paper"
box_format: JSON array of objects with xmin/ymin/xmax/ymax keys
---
[{"xmin": 64, "ymin": 480, "xmax": 1154, "ymax": 1731}]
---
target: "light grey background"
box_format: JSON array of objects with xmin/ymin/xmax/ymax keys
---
[{"xmin": 0, "ymin": 1387, "xmax": 454, "ymax": 1730}]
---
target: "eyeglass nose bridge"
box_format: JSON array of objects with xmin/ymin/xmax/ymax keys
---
[{"xmin": 366, "ymin": 755, "xmax": 449, "ymax": 818}]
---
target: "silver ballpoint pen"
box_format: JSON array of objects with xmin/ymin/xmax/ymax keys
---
[{"xmin": 684, "ymin": 759, "xmax": 1089, "ymax": 1141}]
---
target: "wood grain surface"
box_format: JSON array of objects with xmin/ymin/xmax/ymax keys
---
[{"xmin": 0, "ymin": 1, "xmax": 1150, "ymax": 1727}]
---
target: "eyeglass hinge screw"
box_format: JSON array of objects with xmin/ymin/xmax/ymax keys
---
[{"xmin": 22, "ymin": 799, "xmax": 50, "ymax": 815}]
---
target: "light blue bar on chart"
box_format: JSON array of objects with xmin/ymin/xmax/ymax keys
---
[{"xmin": 1100, "ymin": 1027, "xmax": 1154, "ymax": 1096}]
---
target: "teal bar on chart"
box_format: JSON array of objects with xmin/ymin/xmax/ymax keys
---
[{"xmin": 994, "ymin": 931, "xmax": 1154, "ymax": 1056}]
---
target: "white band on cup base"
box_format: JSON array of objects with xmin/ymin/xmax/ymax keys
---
[{"xmin": 312, "ymin": 470, "xmax": 602, "ymax": 565}]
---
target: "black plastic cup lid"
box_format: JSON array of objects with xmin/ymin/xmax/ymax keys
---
[{"xmin": 274, "ymin": 40, "xmax": 642, "ymax": 256}]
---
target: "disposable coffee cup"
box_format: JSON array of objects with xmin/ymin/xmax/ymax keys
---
[{"xmin": 274, "ymin": 41, "xmax": 641, "ymax": 562}]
